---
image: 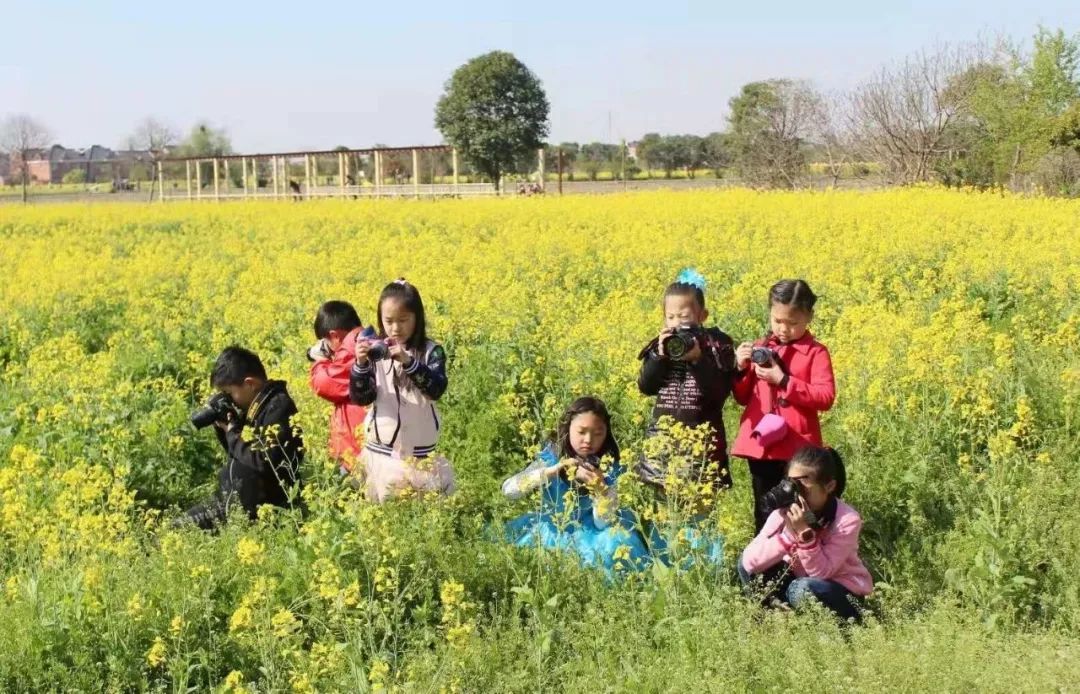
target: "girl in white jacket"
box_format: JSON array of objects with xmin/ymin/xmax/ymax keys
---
[{"xmin": 349, "ymin": 279, "xmax": 455, "ymax": 502}]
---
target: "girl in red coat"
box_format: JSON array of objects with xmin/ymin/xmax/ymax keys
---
[{"xmin": 732, "ymin": 280, "xmax": 836, "ymax": 532}]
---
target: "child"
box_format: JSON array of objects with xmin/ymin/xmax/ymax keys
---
[
  {"xmin": 636, "ymin": 269, "xmax": 738, "ymax": 496},
  {"xmin": 503, "ymin": 397, "xmax": 649, "ymax": 574},
  {"xmin": 307, "ymin": 300, "xmax": 367, "ymax": 474},
  {"xmin": 349, "ymin": 279, "xmax": 455, "ymax": 502},
  {"xmin": 739, "ymin": 446, "xmax": 871, "ymax": 622},
  {"xmin": 184, "ymin": 346, "xmax": 304, "ymax": 529},
  {"xmin": 732, "ymin": 279, "xmax": 836, "ymax": 532}
]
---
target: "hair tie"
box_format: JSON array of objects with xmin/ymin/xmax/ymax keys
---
[
  {"xmin": 393, "ymin": 278, "xmax": 408, "ymax": 286},
  {"xmin": 676, "ymin": 268, "xmax": 706, "ymax": 291}
]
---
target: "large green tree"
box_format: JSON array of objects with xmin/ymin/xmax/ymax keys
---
[
  {"xmin": 434, "ymin": 51, "xmax": 549, "ymax": 188},
  {"xmin": 942, "ymin": 28, "xmax": 1080, "ymax": 189}
]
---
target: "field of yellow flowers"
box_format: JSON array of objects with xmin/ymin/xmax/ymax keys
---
[{"xmin": 1, "ymin": 189, "xmax": 1079, "ymax": 691}]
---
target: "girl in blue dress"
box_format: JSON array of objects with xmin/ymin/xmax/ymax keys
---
[{"xmin": 503, "ymin": 397, "xmax": 650, "ymax": 574}]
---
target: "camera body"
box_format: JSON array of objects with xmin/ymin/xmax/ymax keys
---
[
  {"xmin": 575, "ymin": 455, "xmax": 601, "ymax": 473},
  {"xmin": 306, "ymin": 338, "xmax": 333, "ymax": 362},
  {"xmin": 751, "ymin": 346, "xmax": 778, "ymax": 366},
  {"xmin": 190, "ymin": 392, "xmax": 242, "ymax": 429},
  {"xmin": 661, "ymin": 324, "xmax": 702, "ymax": 360},
  {"xmin": 360, "ymin": 326, "xmax": 391, "ymax": 362},
  {"xmin": 763, "ymin": 477, "xmax": 801, "ymax": 511}
]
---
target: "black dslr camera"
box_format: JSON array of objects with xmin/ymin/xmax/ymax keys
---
[
  {"xmin": 763, "ymin": 477, "xmax": 801, "ymax": 510},
  {"xmin": 661, "ymin": 324, "xmax": 703, "ymax": 360},
  {"xmin": 190, "ymin": 392, "xmax": 242, "ymax": 430},
  {"xmin": 751, "ymin": 346, "xmax": 779, "ymax": 366}
]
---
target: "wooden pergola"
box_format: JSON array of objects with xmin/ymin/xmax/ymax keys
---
[{"xmin": 153, "ymin": 145, "xmax": 546, "ymax": 201}]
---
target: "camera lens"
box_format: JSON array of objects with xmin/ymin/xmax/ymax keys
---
[
  {"xmin": 763, "ymin": 478, "xmax": 801, "ymax": 510},
  {"xmin": 664, "ymin": 335, "xmax": 686, "ymax": 359},
  {"xmin": 190, "ymin": 407, "xmax": 216, "ymax": 429}
]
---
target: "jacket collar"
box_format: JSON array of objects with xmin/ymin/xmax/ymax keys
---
[
  {"xmin": 766, "ymin": 331, "xmax": 815, "ymax": 355},
  {"xmin": 335, "ymin": 326, "xmax": 364, "ymax": 359},
  {"xmin": 246, "ymin": 380, "xmax": 286, "ymax": 422}
]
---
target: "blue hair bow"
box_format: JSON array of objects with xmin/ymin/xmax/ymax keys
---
[{"xmin": 676, "ymin": 268, "xmax": 706, "ymax": 290}]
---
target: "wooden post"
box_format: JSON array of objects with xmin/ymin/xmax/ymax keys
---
[
  {"xmin": 305, "ymin": 155, "xmax": 312, "ymax": 199},
  {"xmin": 538, "ymin": 148, "xmax": 545, "ymax": 191},
  {"xmin": 339, "ymin": 152, "xmax": 345, "ymax": 198},
  {"xmin": 557, "ymin": 149, "xmax": 564, "ymax": 196},
  {"xmin": 374, "ymin": 150, "xmax": 381, "ymax": 196},
  {"xmin": 412, "ymin": 148, "xmax": 419, "ymax": 198},
  {"xmin": 223, "ymin": 159, "xmax": 231, "ymax": 197},
  {"xmin": 186, "ymin": 160, "xmax": 192, "ymax": 200},
  {"xmin": 157, "ymin": 161, "xmax": 165, "ymax": 202},
  {"xmin": 621, "ymin": 138, "xmax": 627, "ymax": 192},
  {"xmin": 452, "ymin": 148, "xmax": 459, "ymax": 194},
  {"xmin": 271, "ymin": 157, "xmax": 279, "ymax": 199},
  {"xmin": 212, "ymin": 159, "xmax": 220, "ymax": 200},
  {"xmin": 241, "ymin": 157, "xmax": 248, "ymax": 199},
  {"xmin": 196, "ymin": 160, "xmax": 202, "ymax": 200}
]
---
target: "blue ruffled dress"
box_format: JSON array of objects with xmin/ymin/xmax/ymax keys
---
[{"xmin": 504, "ymin": 447, "xmax": 651, "ymax": 574}]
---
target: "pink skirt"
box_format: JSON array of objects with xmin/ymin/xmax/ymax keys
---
[{"xmin": 357, "ymin": 447, "xmax": 455, "ymax": 503}]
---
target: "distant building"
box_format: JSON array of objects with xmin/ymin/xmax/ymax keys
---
[
  {"xmin": 627, "ymin": 141, "xmax": 640, "ymax": 161},
  {"xmin": 0, "ymin": 153, "xmax": 9, "ymax": 185},
  {"xmin": 11, "ymin": 145, "xmax": 155, "ymax": 184}
]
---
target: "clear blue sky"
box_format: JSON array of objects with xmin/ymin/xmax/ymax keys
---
[{"xmin": 2, "ymin": 1, "xmax": 1077, "ymax": 152}]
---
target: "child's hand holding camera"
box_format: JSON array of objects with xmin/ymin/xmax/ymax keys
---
[
  {"xmin": 754, "ymin": 360, "xmax": 785, "ymax": 386},
  {"xmin": 784, "ymin": 496, "xmax": 813, "ymax": 537},
  {"xmin": 735, "ymin": 342, "xmax": 754, "ymax": 370},
  {"xmin": 572, "ymin": 459, "xmax": 606, "ymax": 492},
  {"xmin": 387, "ymin": 340, "xmax": 413, "ymax": 367},
  {"xmin": 354, "ymin": 339, "xmax": 373, "ymax": 365}
]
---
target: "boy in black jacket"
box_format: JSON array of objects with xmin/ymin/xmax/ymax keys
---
[
  {"xmin": 636, "ymin": 274, "xmax": 738, "ymax": 497},
  {"xmin": 184, "ymin": 346, "xmax": 304, "ymax": 529}
]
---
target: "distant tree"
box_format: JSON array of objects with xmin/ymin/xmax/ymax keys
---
[
  {"xmin": 435, "ymin": 51, "xmax": 550, "ymax": 190},
  {"xmin": 62, "ymin": 168, "xmax": 86, "ymax": 185},
  {"xmin": 558, "ymin": 142, "xmax": 579, "ymax": 180},
  {"xmin": 176, "ymin": 122, "xmax": 233, "ymax": 188},
  {"xmin": 580, "ymin": 142, "xmax": 619, "ymax": 180},
  {"xmin": 0, "ymin": 114, "xmax": 52, "ymax": 202},
  {"xmin": 702, "ymin": 132, "xmax": 733, "ymax": 177},
  {"xmin": 728, "ymin": 79, "xmax": 820, "ymax": 188},
  {"xmin": 636, "ymin": 133, "xmax": 663, "ymax": 176},
  {"xmin": 126, "ymin": 117, "xmax": 178, "ymax": 153},
  {"xmin": 848, "ymin": 43, "xmax": 983, "ymax": 184},
  {"xmin": 808, "ymin": 91, "xmax": 855, "ymax": 187}
]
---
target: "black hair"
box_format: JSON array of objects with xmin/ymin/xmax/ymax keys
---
[
  {"xmin": 210, "ymin": 346, "xmax": 267, "ymax": 387},
  {"xmin": 313, "ymin": 300, "xmax": 362, "ymax": 339},
  {"xmin": 555, "ymin": 396, "xmax": 620, "ymax": 463},
  {"xmin": 788, "ymin": 445, "xmax": 846, "ymax": 498},
  {"xmin": 663, "ymin": 281, "xmax": 706, "ymax": 311},
  {"xmin": 768, "ymin": 279, "xmax": 817, "ymax": 315},
  {"xmin": 376, "ymin": 279, "xmax": 427, "ymax": 351}
]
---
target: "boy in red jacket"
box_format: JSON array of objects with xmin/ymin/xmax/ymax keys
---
[{"xmin": 308, "ymin": 301, "xmax": 367, "ymax": 474}]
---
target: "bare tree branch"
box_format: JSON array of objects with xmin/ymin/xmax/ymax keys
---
[
  {"xmin": 0, "ymin": 114, "xmax": 53, "ymax": 203},
  {"xmin": 848, "ymin": 42, "xmax": 987, "ymax": 184}
]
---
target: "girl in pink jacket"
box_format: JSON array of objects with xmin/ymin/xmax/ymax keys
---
[{"xmin": 739, "ymin": 446, "xmax": 871, "ymax": 623}]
